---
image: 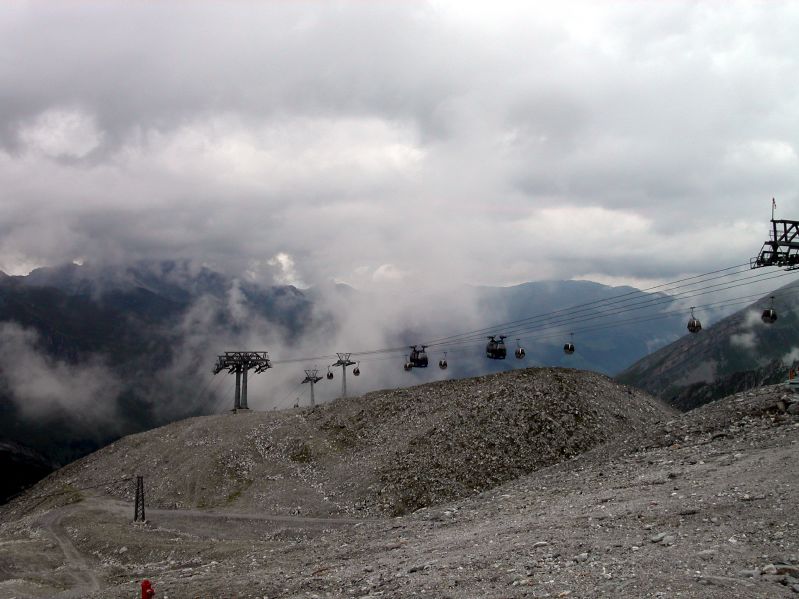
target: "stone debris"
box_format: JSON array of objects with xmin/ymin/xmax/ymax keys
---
[
  {"xmin": 532, "ymin": 541, "xmax": 549, "ymax": 549},
  {"xmin": 10, "ymin": 367, "xmax": 672, "ymax": 519},
  {"xmin": 0, "ymin": 380, "xmax": 796, "ymax": 598}
]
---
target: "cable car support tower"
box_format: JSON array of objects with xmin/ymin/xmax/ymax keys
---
[
  {"xmin": 751, "ymin": 205, "xmax": 799, "ymax": 271},
  {"xmin": 301, "ymin": 368, "xmax": 323, "ymax": 408},
  {"xmin": 212, "ymin": 351, "xmax": 272, "ymax": 411},
  {"xmin": 332, "ymin": 352, "xmax": 356, "ymax": 398}
]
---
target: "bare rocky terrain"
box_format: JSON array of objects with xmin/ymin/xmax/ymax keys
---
[
  {"xmin": 0, "ymin": 368, "xmax": 797, "ymax": 598},
  {"xmin": 15, "ymin": 368, "xmax": 668, "ymax": 520}
]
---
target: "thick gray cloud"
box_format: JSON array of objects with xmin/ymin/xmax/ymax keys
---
[
  {"xmin": 1, "ymin": 1, "xmax": 798, "ymax": 287},
  {"xmin": 0, "ymin": 322, "xmax": 121, "ymax": 429}
]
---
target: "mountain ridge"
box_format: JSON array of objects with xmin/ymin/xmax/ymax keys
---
[{"xmin": 617, "ymin": 278, "xmax": 799, "ymax": 409}]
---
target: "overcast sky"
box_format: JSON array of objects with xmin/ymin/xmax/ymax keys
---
[{"xmin": 1, "ymin": 1, "xmax": 798, "ymax": 289}]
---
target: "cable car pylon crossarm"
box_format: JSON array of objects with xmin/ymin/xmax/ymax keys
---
[
  {"xmin": 212, "ymin": 351, "xmax": 272, "ymax": 411},
  {"xmin": 751, "ymin": 216, "xmax": 799, "ymax": 271}
]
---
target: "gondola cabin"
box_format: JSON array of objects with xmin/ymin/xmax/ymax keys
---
[
  {"xmin": 687, "ymin": 307, "xmax": 702, "ymax": 334},
  {"xmin": 486, "ymin": 335, "xmax": 507, "ymax": 360},
  {"xmin": 408, "ymin": 345, "xmax": 429, "ymax": 368},
  {"xmin": 563, "ymin": 332, "xmax": 575, "ymax": 355},
  {"xmin": 762, "ymin": 296, "xmax": 778, "ymax": 324}
]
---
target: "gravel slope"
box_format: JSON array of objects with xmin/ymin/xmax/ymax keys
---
[
  {"xmin": 8, "ymin": 367, "xmax": 672, "ymax": 519},
  {"xmin": 0, "ymin": 383, "xmax": 796, "ymax": 598}
]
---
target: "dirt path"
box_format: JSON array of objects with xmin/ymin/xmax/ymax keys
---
[
  {"xmin": 25, "ymin": 495, "xmax": 372, "ymax": 598},
  {"xmin": 83, "ymin": 493, "xmax": 374, "ymax": 527},
  {"xmin": 38, "ymin": 505, "xmax": 101, "ymax": 598}
]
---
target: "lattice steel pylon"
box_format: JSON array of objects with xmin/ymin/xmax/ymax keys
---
[
  {"xmin": 301, "ymin": 369, "xmax": 323, "ymax": 408},
  {"xmin": 331, "ymin": 352, "xmax": 356, "ymax": 398},
  {"xmin": 751, "ymin": 215, "xmax": 799, "ymax": 271},
  {"xmin": 212, "ymin": 351, "xmax": 271, "ymax": 410},
  {"xmin": 134, "ymin": 475, "xmax": 145, "ymax": 522}
]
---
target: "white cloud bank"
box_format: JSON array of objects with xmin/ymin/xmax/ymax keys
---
[{"xmin": 0, "ymin": 2, "xmax": 797, "ymax": 288}]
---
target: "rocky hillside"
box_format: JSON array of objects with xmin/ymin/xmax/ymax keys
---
[
  {"xmin": 617, "ymin": 279, "xmax": 799, "ymax": 410},
  {"xmin": 1, "ymin": 384, "xmax": 796, "ymax": 599},
  {"xmin": 22, "ymin": 367, "xmax": 673, "ymax": 517}
]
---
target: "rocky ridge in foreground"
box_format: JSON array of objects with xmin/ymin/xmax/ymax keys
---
[
  {"xmin": 8, "ymin": 367, "xmax": 672, "ymax": 518},
  {"xmin": 0, "ymin": 384, "xmax": 796, "ymax": 598}
]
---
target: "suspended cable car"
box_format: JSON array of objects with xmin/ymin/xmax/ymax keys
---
[
  {"xmin": 403, "ymin": 361, "xmax": 413, "ymax": 371},
  {"xmin": 761, "ymin": 296, "xmax": 778, "ymax": 324},
  {"xmin": 514, "ymin": 338, "xmax": 526, "ymax": 359},
  {"xmin": 326, "ymin": 367, "xmax": 334, "ymax": 380},
  {"xmin": 438, "ymin": 352, "xmax": 448, "ymax": 370},
  {"xmin": 408, "ymin": 345, "xmax": 429, "ymax": 368},
  {"xmin": 486, "ymin": 335, "xmax": 507, "ymax": 359},
  {"xmin": 687, "ymin": 307, "xmax": 702, "ymax": 333},
  {"xmin": 563, "ymin": 332, "xmax": 575, "ymax": 355},
  {"xmin": 353, "ymin": 362, "xmax": 360, "ymax": 376}
]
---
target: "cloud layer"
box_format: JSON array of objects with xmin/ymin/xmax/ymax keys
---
[
  {"xmin": 0, "ymin": 322, "xmax": 121, "ymax": 429},
  {"xmin": 1, "ymin": 1, "xmax": 798, "ymax": 288}
]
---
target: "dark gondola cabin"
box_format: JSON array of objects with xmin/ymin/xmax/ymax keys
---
[
  {"xmin": 486, "ymin": 335, "xmax": 507, "ymax": 359},
  {"xmin": 514, "ymin": 339, "xmax": 525, "ymax": 359},
  {"xmin": 353, "ymin": 362, "xmax": 360, "ymax": 376},
  {"xmin": 687, "ymin": 307, "xmax": 702, "ymax": 333},
  {"xmin": 563, "ymin": 332, "xmax": 575, "ymax": 355},
  {"xmin": 762, "ymin": 296, "xmax": 778, "ymax": 324},
  {"xmin": 408, "ymin": 345, "xmax": 429, "ymax": 368},
  {"xmin": 438, "ymin": 352, "xmax": 448, "ymax": 370}
]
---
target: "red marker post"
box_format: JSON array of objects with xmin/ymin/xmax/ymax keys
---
[{"xmin": 141, "ymin": 579, "xmax": 155, "ymax": 598}]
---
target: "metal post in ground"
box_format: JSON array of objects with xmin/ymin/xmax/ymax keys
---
[
  {"xmin": 134, "ymin": 475, "xmax": 145, "ymax": 522},
  {"xmin": 240, "ymin": 365, "xmax": 249, "ymax": 410},
  {"xmin": 234, "ymin": 366, "xmax": 242, "ymax": 410}
]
